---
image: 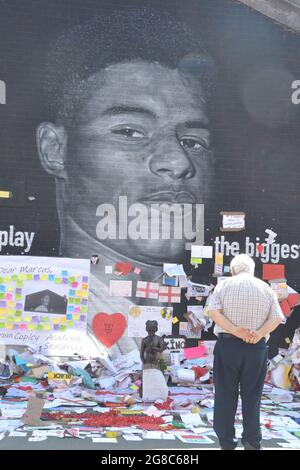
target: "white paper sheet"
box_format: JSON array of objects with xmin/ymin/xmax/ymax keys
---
[{"xmin": 109, "ymin": 280, "xmax": 132, "ymax": 297}]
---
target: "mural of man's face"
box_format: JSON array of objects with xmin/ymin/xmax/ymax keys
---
[
  {"xmin": 42, "ymin": 295, "xmax": 50, "ymax": 306},
  {"xmin": 38, "ymin": 61, "xmax": 213, "ymax": 265}
]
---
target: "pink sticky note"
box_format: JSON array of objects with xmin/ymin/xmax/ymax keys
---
[
  {"xmin": 74, "ymin": 307, "xmax": 80, "ymax": 313},
  {"xmin": 5, "ymin": 293, "xmax": 13, "ymax": 300},
  {"xmin": 134, "ymin": 267, "xmax": 141, "ymax": 275},
  {"xmin": 184, "ymin": 346, "xmax": 206, "ymax": 360}
]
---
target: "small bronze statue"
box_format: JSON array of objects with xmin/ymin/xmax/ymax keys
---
[{"xmin": 140, "ymin": 320, "xmax": 167, "ymax": 367}]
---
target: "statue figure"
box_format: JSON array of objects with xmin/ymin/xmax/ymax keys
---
[{"xmin": 140, "ymin": 320, "xmax": 167, "ymax": 368}]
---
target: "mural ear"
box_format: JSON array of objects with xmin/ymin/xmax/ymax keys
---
[{"xmin": 37, "ymin": 123, "xmax": 68, "ymax": 179}]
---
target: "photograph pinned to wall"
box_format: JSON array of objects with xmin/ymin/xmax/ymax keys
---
[
  {"xmin": 162, "ymin": 274, "xmax": 178, "ymax": 287},
  {"xmin": 220, "ymin": 212, "xmax": 245, "ymax": 232},
  {"xmin": 179, "ymin": 321, "xmax": 205, "ymax": 339},
  {"xmin": 184, "ymin": 305, "xmax": 205, "ymax": 332},
  {"xmin": 162, "ymin": 264, "xmax": 180, "ymax": 287},
  {"xmin": 128, "ymin": 305, "xmax": 173, "ymax": 338},
  {"xmin": 24, "ymin": 282, "xmax": 68, "ymax": 314},
  {"xmin": 185, "ymin": 305, "xmax": 212, "ymax": 333},
  {"xmin": 0, "ymin": 256, "xmax": 90, "ymax": 356},
  {"xmin": 187, "ymin": 281, "xmax": 211, "ymax": 298}
]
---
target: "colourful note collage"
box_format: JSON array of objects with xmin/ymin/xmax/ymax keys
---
[{"xmin": 0, "ymin": 271, "xmax": 89, "ymax": 333}]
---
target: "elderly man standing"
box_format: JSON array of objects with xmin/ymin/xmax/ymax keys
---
[{"xmin": 208, "ymin": 254, "xmax": 285, "ymax": 450}]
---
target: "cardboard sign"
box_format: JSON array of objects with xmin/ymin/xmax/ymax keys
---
[
  {"xmin": 92, "ymin": 312, "xmax": 126, "ymax": 348},
  {"xmin": 21, "ymin": 397, "xmax": 45, "ymax": 426},
  {"xmin": 164, "ymin": 336, "xmax": 186, "ymax": 352}
]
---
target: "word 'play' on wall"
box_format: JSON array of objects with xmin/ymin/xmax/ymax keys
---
[{"xmin": 0, "ymin": 80, "xmax": 6, "ymax": 104}]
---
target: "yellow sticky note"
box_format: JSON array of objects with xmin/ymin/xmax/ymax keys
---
[
  {"xmin": 52, "ymin": 318, "xmax": 60, "ymax": 325},
  {"xmin": 7, "ymin": 300, "xmax": 14, "ymax": 307},
  {"xmin": 0, "ymin": 190, "xmax": 11, "ymax": 198},
  {"xmin": 73, "ymin": 314, "xmax": 80, "ymax": 321},
  {"xmin": 24, "ymin": 316, "xmax": 31, "ymax": 322},
  {"xmin": 81, "ymin": 291, "xmax": 89, "ymax": 298},
  {"xmin": 28, "ymin": 324, "xmax": 35, "ymax": 330},
  {"xmin": 172, "ymin": 316, "xmax": 179, "ymax": 325},
  {"xmin": 18, "ymin": 274, "xmax": 26, "ymax": 280},
  {"xmin": 41, "ymin": 274, "xmax": 48, "ymax": 281},
  {"xmin": 8, "ymin": 286, "xmax": 14, "ymax": 292},
  {"xmin": 60, "ymin": 317, "xmax": 66, "ymax": 324},
  {"xmin": 203, "ymin": 306, "xmax": 209, "ymax": 317},
  {"xmin": 44, "ymin": 324, "xmax": 51, "ymax": 330},
  {"xmin": 15, "ymin": 317, "xmax": 21, "ymax": 323},
  {"xmin": 76, "ymin": 290, "xmax": 83, "ymax": 297},
  {"xmin": 215, "ymin": 253, "xmax": 224, "ymax": 264},
  {"xmin": 130, "ymin": 384, "xmax": 139, "ymax": 391},
  {"xmin": 6, "ymin": 323, "xmax": 13, "ymax": 330}
]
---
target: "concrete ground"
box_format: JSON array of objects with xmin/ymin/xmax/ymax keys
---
[{"xmin": 0, "ymin": 435, "xmax": 289, "ymax": 450}]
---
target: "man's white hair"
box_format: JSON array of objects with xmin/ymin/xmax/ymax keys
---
[{"xmin": 230, "ymin": 254, "xmax": 255, "ymax": 275}]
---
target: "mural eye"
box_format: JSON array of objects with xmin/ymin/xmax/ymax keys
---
[
  {"xmin": 179, "ymin": 137, "xmax": 209, "ymax": 151},
  {"xmin": 111, "ymin": 127, "xmax": 145, "ymax": 139}
]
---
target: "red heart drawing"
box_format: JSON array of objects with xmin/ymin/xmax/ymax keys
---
[
  {"xmin": 115, "ymin": 262, "xmax": 133, "ymax": 275},
  {"xmin": 92, "ymin": 312, "xmax": 126, "ymax": 348},
  {"xmin": 256, "ymin": 243, "xmax": 264, "ymax": 254}
]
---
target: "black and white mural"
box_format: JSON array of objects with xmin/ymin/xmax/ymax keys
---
[{"xmin": 1, "ymin": 0, "xmax": 300, "ymax": 358}]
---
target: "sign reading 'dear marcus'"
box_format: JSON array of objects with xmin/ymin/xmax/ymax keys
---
[{"xmin": 0, "ymin": 256, "xmax": 90, "ymax": 355}]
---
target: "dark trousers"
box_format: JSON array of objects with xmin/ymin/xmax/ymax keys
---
[{"xmin": 213, "ymin": 336, "xmax": 268, "ymax": 450}]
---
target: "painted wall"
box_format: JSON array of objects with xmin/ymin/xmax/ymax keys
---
[{"xmin": 1, "ymin": 0, "xmax": 300, "ymax": 357}]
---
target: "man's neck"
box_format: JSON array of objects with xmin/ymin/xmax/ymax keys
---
[{"xmin": 60, "ymin": 216, "xmax": 163, "ymax": 283}]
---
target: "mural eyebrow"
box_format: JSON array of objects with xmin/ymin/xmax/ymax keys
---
[
  {"xmin": 102, "ymin": 106, "xmax": 157, "ymax": 118},
  {"xmin": 184, "ymin": 120, "xmax": 208, "ymax": 129}
]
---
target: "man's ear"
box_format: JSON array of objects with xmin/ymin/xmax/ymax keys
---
[{"xmin": 37, "ymin": 123, "xmax": 68, "ymax": 179}]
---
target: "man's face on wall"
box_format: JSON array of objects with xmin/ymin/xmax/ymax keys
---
[
  {"xmin": 42, "ymin": 295, "xmax": 50, "ymax": 306},
  {"xmin": 53, "ymin": 61, "xmax": 213, "ymax": 264}
]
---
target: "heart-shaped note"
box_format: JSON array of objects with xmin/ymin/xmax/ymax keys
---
[
  {"xmin": 256, "ymin": 243, "xmax": 264, "ymax": 254},
  {"xmin": 92, "ymin": 312, "xmax": 126, "ymax": 348},
  {"xmin": 115, "ymin": 262, "xmax": 133, "ymax": 275}
]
